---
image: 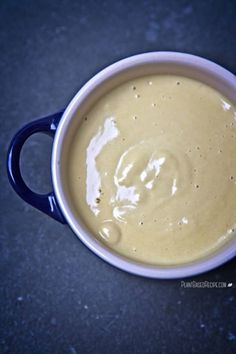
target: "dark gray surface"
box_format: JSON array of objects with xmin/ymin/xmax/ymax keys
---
[{"xmin": 1, "ymin": 0, "xmax": 236, "ymax": 353}]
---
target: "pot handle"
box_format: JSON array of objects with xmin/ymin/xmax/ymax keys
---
[{"xmin": 6, "ymin": 111, "xmax": 66, "ymax": 224}]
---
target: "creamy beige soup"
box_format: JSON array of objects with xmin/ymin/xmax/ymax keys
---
[{"xmin": 66, "ymin": 75, "xmax": 236, "ymax": 265}]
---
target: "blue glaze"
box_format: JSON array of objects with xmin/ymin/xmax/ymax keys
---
[{"xmin": 6, "ymin": 111, "xmax": 66, "ymax": 224}]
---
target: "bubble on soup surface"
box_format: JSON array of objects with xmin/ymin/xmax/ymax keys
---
[{"xmin": 98, "ymin": 221, "xmax": 121, "ymax": 245}]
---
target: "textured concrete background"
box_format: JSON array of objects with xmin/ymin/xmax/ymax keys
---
[{"xmin": 1, "ymin": 0, "xmax": 236, "ymax": 353}]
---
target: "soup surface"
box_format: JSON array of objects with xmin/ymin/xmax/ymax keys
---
[{"xmin": 66, "ymin": 75, "xmax": 236, "ymax": 265}]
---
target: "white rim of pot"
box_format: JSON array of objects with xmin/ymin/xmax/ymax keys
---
[{"xmin": 52, "ymin": 51, "xmax": 236, "ymax": 278}]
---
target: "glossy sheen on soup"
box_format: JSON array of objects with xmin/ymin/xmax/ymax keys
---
[{"xmin": 66, "ymin": 75, "xmax": 236, "ymax": 265}]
